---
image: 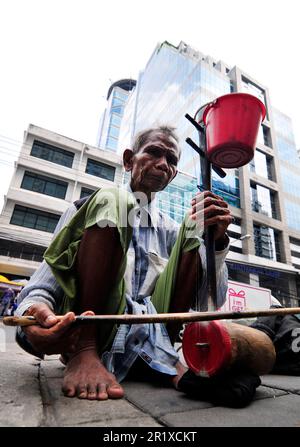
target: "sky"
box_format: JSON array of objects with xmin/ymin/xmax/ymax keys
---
[{"xmin": 0, "ymin": 0, "xmax": 299, "ymax": 210}]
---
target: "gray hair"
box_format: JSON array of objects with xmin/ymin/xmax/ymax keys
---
[{"xmin": 132, "ymin": 125, "xmax": 180, "ymax": 156}]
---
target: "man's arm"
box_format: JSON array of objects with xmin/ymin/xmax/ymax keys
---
[
  {"xmin": 16, "ymin": 205, "xmax": 77, "ymax": 316},
  {"xmin": 15, "ymin": 205, "xmax": 81, "ymax": 356}
]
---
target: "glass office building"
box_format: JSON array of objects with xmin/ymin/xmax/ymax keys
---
[
  {"xmin": 97, "ymin": 79, "xmax": 136, "ymax": 151},
  {"xmin": 97, "ymin": 41, "xmax": 300, "ymax": 306},
  {"xmin": 273, "ymin": 108, "xmax": 300, "ymax": 234},
  {"xmin": 119, "ymin": 42, "xmax": 240, "ymax": 219}
]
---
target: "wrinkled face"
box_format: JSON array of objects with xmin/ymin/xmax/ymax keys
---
[{"xmin": 123, "ymin": 132, "xmax": 180, "ymax": 196}]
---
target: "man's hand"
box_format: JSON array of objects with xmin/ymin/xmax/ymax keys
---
[
  {"xmin": 23, "ymin": 304, "xmax": 94, "ymax": 355},
  {"xmin": 190, "ymin": 191, "xmax": 233, "ymax": 244}
]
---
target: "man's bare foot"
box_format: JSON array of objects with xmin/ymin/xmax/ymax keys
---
[
  {"xmin": 62, "ymin": 349, "xmax": 124, "ymax": 400},
  {"xmin": 172, "ymin": 360, "xmax": 188, "ymax": 390}
]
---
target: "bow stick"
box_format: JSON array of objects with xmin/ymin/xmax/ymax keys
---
[{"xmin": 2, "ymin": 306, "xmax": 300, "ymax": 327}]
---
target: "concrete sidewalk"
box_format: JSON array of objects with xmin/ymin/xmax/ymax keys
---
[{"xmin": 1, "ymin": 322, "xmax": 300, "ymax": 427}]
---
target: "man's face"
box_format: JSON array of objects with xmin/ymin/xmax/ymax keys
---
[{"xmin": 124, "ymin": 132, "xmax": 180, "ymax": 196}]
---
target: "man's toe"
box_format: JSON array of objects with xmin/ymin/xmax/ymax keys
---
[
  {"xmin": 107, "ymin": 382, "xmax": 124, "ymax": 399},
  {"xmin": 87, "ymin": 385, "xmax": 97, "ymax": 400},
  {"xmin": 77, "ymin": 384, "xmax": 88, "ymax": 399},
  {"xmin": 62, "ymin": 383, "xmax": 76, "ymax": 397},
  {"xmin": 97, "ymin": 383, "xmax": 109, "ymax": 400}
]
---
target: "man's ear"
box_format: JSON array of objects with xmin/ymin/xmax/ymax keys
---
[{"xmin": 123, "ymin": 149, "xmax": 134, "ymax": 172}]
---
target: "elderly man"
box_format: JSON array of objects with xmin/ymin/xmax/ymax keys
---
[{"xmin": 16, "ymin": 126, "xmax": 232, "ymax": 401}]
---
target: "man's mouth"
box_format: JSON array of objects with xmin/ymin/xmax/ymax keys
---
[{"xmin": 147, "ymin": 172, "xmax": 167, "ymax": 180}]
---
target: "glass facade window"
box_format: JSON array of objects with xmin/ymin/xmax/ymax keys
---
[
  {"xmin": 249, "ymin": 158, "xmax": 255, "ymax": 173},
  {"xmin": 0, "ymin": 239, "xmax": 46, "ymax": 262},
  {"xmin": 273, "ymin": 109, "xmax": 296, "ymax": 141},
  {"xmin": 241, "ymin": 79, "xmax": 266, "ymax": 106},
  {"xmin": 106, "ymin": 136, "xmax": 118, "ymax": 151},
  {"xmin": 250, "ymin": 150, "xmax": 273, "ymax": 180},
  {"xmin": 253, "ymin": 224, "xmax": 280, "ymax": 262},
  {"xmin": 291, "ymin": 250, "xmax": 300, "ymax": 259},
  {"xmin": 227, "ymin": 262, "xmax": 251, "ymax": 284},
  {"xmin": 227, "ymin": 226, "xmax": 243, "ymax": 254},
  {"xmin": 280, "ymin": 166, "xmax": 300, "ymax": 198},
  {"xmin": 133, "ymin": 43, "xmax": 230, "ymax": 158},
  {"xmin": 258, "ymin": 270, "xmax": 296, "ymax": 307},
  {"xmin": 257, "ymin": 185, "xmax": 272, "ymax": 217},
  {"xmin": 111, "ymin": 96, "xmax": 124, "ymax": 108},
  {"xmin": 290, "ymin": 238, "xmax": 300, "ymax": 270},
  {"xmin": 86, "ymin": 158, "xmax": 115, "ymax": 181},
  {"xmin": 285, "ymin": 200, "xmax": 300, "ymax": 232},
  {"xmin": 104, "ymin": 87, "xmax": 131, "ymax": 152},
  {"xmin": 211, "ymin": 171, "xmax": 240, "ymax": 208},
  {"xmin": 108, "ymin": 125, "xmax": 120, "ymax": 138},
  {"xmin": 257, "ymin": 125, "xmax": 264, "ymax": 146},
  {"xmin": 290, "ymin": 237, "xmax": 300, "ymax": 247},
  {"xmin": 31, "ymin": 140, "xmax": 74, "ymax": 168},
  {"xmin": 156, "ymin": 173, "xmax": 197, "ymax": 224},
  {"xmin": 241, "ymin": 78, "xmax": 269, "ymax": 120},
  {"xmin": 229, "ymin": 245, "xmax": 243, "ymax": 254},
  {"xmin": 110, "ymin": 106, "xmax": 122, "ymax": 115},
  {"xmin": 10, "ymin": 205, "xmax": 60, "ymax": 233},
  {"xmin": 263, "ymin": 126, "xmax": 272, "ymax": 148},
  {"xmin": 251, "ymin": 183, "xmax": 277, "ymax": 219},
  {"xmin": 155, "ymin": 169, "xmax": 240, "ymax": 226},
  {"xmin": 80, "ymin": 187, "xmax": 96, "ymax": 199},
  {"xmin": 110, "ymin": 114, "xmax": 122, "ymax": 127},
  {"xmin": 276, "ymin": 136, "xmax": 300, "ymax": 165},
  {"xmin": 21, "ymin": 171, "xmax": 68, "ymax": 199},
  {"xmin": 273, "ymin": 108, "xmax": 299, "ymax": 166},
  {"xmin": 114, "ymin": 90, "xmax": 129, "ymax": 101},
  {"xmin": 258, "ymin": 125, "xmax": 272, "ymax": 148},
  {"xmin": 227, "ymin": 229, "xmax": 241, "ymax": 240}
]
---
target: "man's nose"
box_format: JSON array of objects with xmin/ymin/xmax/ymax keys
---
[{"xmin": 156, "ymin": 156, "xmax": 168, "ymax": 171}]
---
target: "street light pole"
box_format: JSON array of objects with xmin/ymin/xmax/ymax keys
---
[{"xmin": 230, "ymin": 233, "xmax": 251, "ymax": 245}]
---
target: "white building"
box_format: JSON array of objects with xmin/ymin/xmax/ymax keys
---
[{"xmin": 0, "ymin": 124, "xmax": 123, "ymax": 279}]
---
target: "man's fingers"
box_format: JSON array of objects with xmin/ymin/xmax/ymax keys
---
[
  {"xmin": 192, "ymin": 191, "xmax": 222, "ymax": 203},
  {"xmin": 25, "ymin": 303, "xmax": 58, "ymax": 328},
  {"xmin": 30, "ymin": 312, "xmax": 76, "ymax": 342},
  {"xmin": 192, "ymin": 196, "xmax": 228, "ymax": 211},
  {"xmin": 80, "ymin": 310, "xmax": 95, "ymax": 316},
  {"xmin": 25, "ymin": 318, "xmax": 80, "ymax": 354},
  {"xmin": 191, "ymin": 206, "xmax": 231, "ymax": 221},
  {"xmin": 50, "ymin": 312, "xmax": 76, "ymax": 335},
  {"xmin": 204, "ymin": 214, "xmax": 234, "ymax": 228},
  {"xmin": 23, "ymin": 307, "xmax": 96, "ymax": 354},
  {"xmin": 205, "ymin": 197, "xmax": 228, "ymax": 209},
  {"xmin": 204, "ymin": 206, "xmax": 231, "ymax": 218}
]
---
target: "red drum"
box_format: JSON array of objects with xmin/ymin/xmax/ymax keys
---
[
  {"xmin": 202, "ymin": 93, "xmax": 266, "ymax": 168},
  {"xmin": 182, "ymin": 321, "xmax": 275, "ymax": 377}
]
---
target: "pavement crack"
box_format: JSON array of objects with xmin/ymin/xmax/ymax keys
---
[
  {"xmin": 37, "ymin": 361, "xmax": 60, "ymax": 427},
  {"xmin": 261, "ymin": 384, "xmax": 299, "ymax": 395},
  {"xmin": 124, "ymin": 396, "xmax": 167, "ymax": 427}
]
